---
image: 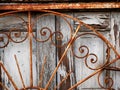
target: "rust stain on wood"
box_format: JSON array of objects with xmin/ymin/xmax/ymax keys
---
[
  {"xmin": 0, "ymin": 37, "xmax": 4, "ymax": 42},
  {"xmin": 0, "ymin": 66, "xmax": 2, "ymax": 90},
  {"xmin": 113, "ymin": 24, "xmax": 118, "ymax": 42},
  {"xmin": 57, "ymin": 39, "xmax": 71, "ymax": 90},
  {"xmin": 0, "ymin": 2, "xmax": 120, "ymax": 10},
  {"xmin": 119, "ymin": 32, "xmax": 120, "ymax": 47}
]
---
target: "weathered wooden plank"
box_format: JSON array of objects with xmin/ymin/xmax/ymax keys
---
[
  {"xmin": 74, "ymin": 12, "xmax": 110, "ymax": 31},
  {"xmin": 56, "ymin": 13, "xmax": 74, "ymax": 90},
  {"xmin": 0, "ymin": 13, "xmax": 38, "ymax": 89},
  {"xmin": 73, "ymin": 33, "xmax": 106, "ymax": 90},
  {"xmin": 0, "ymin": 48, "xmax": 4, "ymax": 89},
  {"xmin": 3, "ymin": 37, "xmax": 29, "ymax": 89},
  {"xmin": 0, "ymin": 13, "xmax": 28, "ymax": 32},
  {"xmin": 36, "ymin": 13, "xmax": 56, "ymax": 89},
  {"xmin": 73, "ymin": 11, "xmax": 111, "ymax": 90},
  {"xmin": 110, "ymin": 12, "xmax": 120, "ymax": 90}
]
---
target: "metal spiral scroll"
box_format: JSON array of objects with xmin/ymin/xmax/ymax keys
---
[
  {"xmin": 72, "ymin": 33, "xmax": 110, "ymax": 70},
  {"xmin": 0, "ymin": 13, "xmax": 72, "ymax": 48},
  {"xmin": 32, "ymin": 13, "xmax": 72, "ymax": 47},
  {"xmin": 0, "ymin": 10, "xmax": 119, "ymax": 90},
  {"xmin": 0, "ymin": 14, "xmax": 28, "ymax": 47},
  {"xmin": 97, "ymin": 70, "xmax": 114, "ymax": 89},
  {"xmin": 0, "ymin": 32, "xmax": 9, "ymax": 48}
]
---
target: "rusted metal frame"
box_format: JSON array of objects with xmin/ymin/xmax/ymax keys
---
[
  {"xmin": 104, "ymin": 66, "xmax": 120, "ymax": 71},
  {"xmin": 28, "ymin": 11, "xmax": 33, "ymax": 87},
  {"xmin": 0, "ymin": 10, "xmax": 119, "ymax": 57},
  {"xmin": 30, "ymin": 9, "xmax": 120, "ymax": 89},
  {"xmin": 41, "ymin": 9, "xmax": 120, "ymax": 56},
  {"xmin": 0, "ymin": 2, "xmax": 120, "ymax": 10},
  {"xmin": 98, "ymin": 70, "xmax": 113, "ymax": 89},
  {"xmin": 38, "ymin": 10, "xmax": 120, "ymax": 89},
  {"xmin": 39, "ymin": 9, "xmax": 120, "ymax": 89},
  {"xmin": 0, "ymin": 9, "xmax": 120, "ymax": 90}
]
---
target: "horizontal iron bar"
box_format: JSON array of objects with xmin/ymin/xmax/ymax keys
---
[
  {"xmin": 104, "ymin": 66, "xmax": 120, "ymax": 71},
  {"xmin": 0, "ymin": 0, "xmax": 120, "ymax": 3},
  {"xmin": 0, "ymin": 2, "xmax": 120, "ymax": 10}
]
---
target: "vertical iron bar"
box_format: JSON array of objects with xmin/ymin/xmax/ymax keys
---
[{"xmin": 28, "ymin": 11, "xmax": 33, "ymax": 87}]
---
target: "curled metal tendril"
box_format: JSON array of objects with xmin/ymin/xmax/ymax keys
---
[
  {"xmin": 32, "ymin": 27, "xmax": 52, "ymax": 42},
  {"xmin": 0, "ymin": 14, "xmax": 28, "ymax": 43},
  {"xmin": 0, "ymin": 32, "xmax": 9, "ymax": 48},
  {"xmin": 84, "ymin": 52, "xmax": 110, "ymax": 70},
  {"xmin": 32, "ymin": 13, "xmax": 72, "ymax": 47},
  {"xmin": 9, "ymin": 28, "xmax": 28, "ymax": 43},
  {"xmin": 85, "ymin": 53, "xmax": 99, "ymax": 70},
  {"xmin": 51, "ymin": 31, "xmax": 65, "ymax": 47},
  {"xmin": 72, "ymin": 45, "xmax": 89, "ymax": 58},
  {"xmin": 98, "ymin": 71, "xmax": 114, "ymax": 89},
  {"xmin": 73, "ymin": 33, "xmax": 110, "ymax": 70}
]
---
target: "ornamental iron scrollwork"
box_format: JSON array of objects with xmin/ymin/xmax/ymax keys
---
[{"xmin": 0, "ymin": 10, "xmax": 119, "ymax": 90}]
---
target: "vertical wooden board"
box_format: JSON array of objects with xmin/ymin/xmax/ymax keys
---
[
  {"xmin": 3, "ymin": 38, "xmax": 30, "ymax": 89},
  {"xmin": 36, "ymin": 13, "xmax": 56, "ymax": 89},
  {"xmin": 0, "ymin": 13, "xmax": 29, "ymax": 89},
  {"xmin": 74, "ymin": 12, "xmax": 111, "ymax": 90},
  {"xmin": 74, "ymin": 12, "xmax": 110, "ymax": 90},
  {"xmin": 74, "ymin": 33, "xmax": 105, "ymax": 90},
  {"xmin": 110, "ymin": 12, "xmax": 120, "ymax": 90},
  {"xmin": 2, "ymin": 35, "xmax": 37, "ymax": 89},
  {"xmin": 0, "ymin": 13, "xmax": 38, "ymax": 89},
  {"xmin": 56, "ymin": 13, "xmax": 74, "ymax": 90},
  {"xmin": 0, "ymin": 48, "xmax": 4, "ymax": 89}
]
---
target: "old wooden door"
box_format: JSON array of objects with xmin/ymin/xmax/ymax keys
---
[{"xmin": 0, "ymin": 11, "xmax": 120, "ymax": 90}]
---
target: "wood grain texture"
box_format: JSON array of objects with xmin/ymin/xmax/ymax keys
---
[
  {"xmin": 3, "ymin": 38, "xmax": 30, "ymax": 89},
  {"xmin": 75, "ymin": 12, "xmax": 110, "ymax": 32},
  {"xmin": 73, "ymin": 33, "xmax": 105, "ymax": 90},
  {"xmin": 74, "ymin": 12, "xmax": 111, "ymax": 90},
  {"xmin": 56, "ymin": 13, "xmax": 74, "ymax": 90},
  {"xmin": 0, "ymin": 49, "xmax": 4, "ymax": 90},
  {"xmin": 110, "ymin": 12, "xmax": 120, "ymax": 90},
  {"xmin": 36, "ymin": 13, "xmax": 56, "ymax": 89},
  {"xmin": 0, "ymin": 13, "xmax": 28, "ymax": 32}
]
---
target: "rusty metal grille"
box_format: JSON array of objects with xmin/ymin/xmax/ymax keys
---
[{"xmin": 0, "ymin": 9, "xmax": 120, "ymax": 90}]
